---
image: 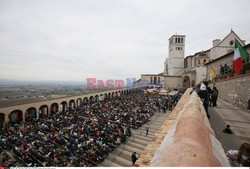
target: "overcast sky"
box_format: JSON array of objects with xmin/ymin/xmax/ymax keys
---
[{"xmin": 0, "ymin": 0, "xmax": 250, "ymax": 82}]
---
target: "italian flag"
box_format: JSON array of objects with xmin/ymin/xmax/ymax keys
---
[{"xmin": 234, "ymin": 39, "xmax": 248, "ymax": 73}]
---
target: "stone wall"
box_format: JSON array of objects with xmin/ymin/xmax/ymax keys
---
[
  {"xmin": 137, "ymin": 88, "xmax": 230, "ymax": 167},
  {"xmin": 214, "ymin": 74, "xmax": 250, "ymax": 110}
]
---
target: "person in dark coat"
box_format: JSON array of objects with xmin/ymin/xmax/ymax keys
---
[
  {"xmin": 131, "ymin": 152, "xmax": 138, "ymax": 166},
  {"xmin": 198, "ymin": 82, "xmax": 210, "ymax": 118},
  {"xmin": 163, "ymin": 106, "xmax": 166, "ymax": 113},
  {"xmin": 207, "ymin": 87, "xmax": 213, "ymax": 106},
  {"xmin": 212, "ymin": 87, "xmax": 219, "ymax": 107},
  {"xmin": 223, "ymin": 125, "xmax": 233, "ymax": 134}
]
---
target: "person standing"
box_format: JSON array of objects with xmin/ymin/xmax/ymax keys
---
[
  {"xmin": 131, "ymin": 152, "xmax": 138, "ymax": 166},
  {"xmin": 212, "ymin": 87, "xmax": 219, "ymax": 107},
  {"xmin": 163, "ymin": 106, "xmax": 166, "ymax": 113},
  {"xmin": 207, "ymin": 87, "xmax": 213, "ymax": 106},
  {"xmin": 156, "ymin": 101, "xmax": 160, "ymax": 112},
  {"xmin": 198, "ymin": 82, "xmax": 210, "ymax": 118},
  {"xmin": 145, "ymin": 123, "xmax": 150, "ymax": 136}
]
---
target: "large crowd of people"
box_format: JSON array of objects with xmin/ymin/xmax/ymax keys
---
[{"xmin": 0, "ymin": 90, "xmax": 182, "ymax": 167}]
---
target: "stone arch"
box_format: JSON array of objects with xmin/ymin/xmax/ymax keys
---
[
  {"xmin": 51, "ymin": 103, "xmax": 59, "ymax": 114},
  {"xmin": 0, "ymin": 113, "xmax": 6, "ymax": 128},
  {"xmin": 94, "ymin": 95, "xmax": 99, "ymax": 102},
  {"xmin": 83, "ymin": 97, "xmax": 88, "ymax": 105},
  {"xmin": 76, "ymin": 98, "xmax": 82, "ymax": 107},
  {"xmin": 39, "ymin": 105, "xmax": 48, "ymax": 118},
  {"xmin": 89, "ymin": 96, "xmax": 94, "ymax": 103},
  {"xmin": 60, "ymin": 101, "xmax": 68, "ymax": 111},
  {"xmin": 9, "ymin": 110, "xmax": 23, "ymax": 124},
  {"xmin": 25, "ymin": 107, "xmax": 37, "ymax": 122},
  {"xmin": 69, "ymin": 99, "xmax": 75, "ymax": 109},
  {"xmin": 154, "ymin": 76, "xmax": 157, "ymax": 84},
  {"xmin": 183, "ymin": 76, "xmax": 191, "ymax": 89}
]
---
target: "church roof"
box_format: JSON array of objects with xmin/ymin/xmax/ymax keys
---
[
  {"xmin": 185, "ymin": 49, "xmax": 210, "ymax": 59},
  {"xmin": 214, "ymin": 29, "xmax": 245, "ymax": 48},
  {"xmin": 168, "ymin": 34, "xmax": 186, "ymax": 40},
  {"xmin": 185, "ymin": 30, "xmax": 243, "ymax": 59},
  {"xmin": 141, "ymin": 73, "xmax": 182, "ymax": 77}
]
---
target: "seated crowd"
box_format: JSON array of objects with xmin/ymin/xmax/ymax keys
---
[{"xmin": 0, "ymin": 91, "xmax": 181, "ymax": 167}]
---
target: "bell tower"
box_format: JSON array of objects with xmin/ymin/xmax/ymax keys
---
[{"xmin": 167, "ymin": 35, "xmax": 185, "ymax": 75}]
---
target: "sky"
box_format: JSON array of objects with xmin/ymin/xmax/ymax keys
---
[{"xmin": 0, "ymin": 0, "xmax": 250, "ymax": 82}]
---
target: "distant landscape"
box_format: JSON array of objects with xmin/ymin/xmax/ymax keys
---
[{"xmin": 0, "ymin": 79, "xmax": 95, "ymax": 107}]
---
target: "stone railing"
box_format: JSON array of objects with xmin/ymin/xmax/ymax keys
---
[{"xmin": 137, "ymin": 88, "xmax": 230, "ymax": 167}]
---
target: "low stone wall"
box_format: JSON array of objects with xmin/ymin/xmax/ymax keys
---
[
  {"xmin": 214, "ymin": 74, "xmax": 250, "ymax": 110},
  {"xmin": 137, "ymin": 89, "xmax": 230, "ymax": 167}
]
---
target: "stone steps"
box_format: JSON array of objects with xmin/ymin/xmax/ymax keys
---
[
  {"xmin": 148, "ymin": 122, "xmax": 164, "ymax": 127},
  {"xmin": 107, "ymin": 154, "xmax": 131, "ymax": 166},
  {"xmin": 131, "ymin": 129, "xmax": 155, "ymax": 138},
  {"xmin": 99, "ymin": 112, "xmax": 169, "ymax": 167},
  {"xmin": 150, "ymin": 115, "xmax": 168, "ymax": 121},
  {"xmin": 129, "ymin": 136, "xmax": 150, "ymax": 146},
  {"xmin": 130, "ymin": 134, "xmax": 152, "ymax": 142},
  {"xmin": 121, "ymin": 144, "xmax": 143, "ymax": 154},
  {"xmin": 113, "ymin": 147, "xmax": 133, "ymax": 159},
  {"xmin": 149, "ymin": 118, "xmax": 166, "ymax": 124},
  {"xmin": 144, "ymin": 125, "xmax": 161, "ymax": 130},
  {"xmin": 143, "ymin": 122, "xmax": 161, "ymax": 128},
  {"xmin": 126, "ymin": 141, "xmax": 146, "ymax": 150},
  {"xmin": 136, "ymin": 127, "xmax": 158, "ymax": 133},
  {"xmin": 100, "ymin": 158, "xmax": 121, "ymax": 167}
]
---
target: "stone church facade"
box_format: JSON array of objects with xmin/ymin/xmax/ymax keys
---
[{"xmin": 140, "ymin": 30, "xmax": 246, "ymax": 90}]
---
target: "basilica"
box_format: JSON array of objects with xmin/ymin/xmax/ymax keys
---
[{"xmin": 140, "ymin": 30, "xmax": 247, "ymax": 90}]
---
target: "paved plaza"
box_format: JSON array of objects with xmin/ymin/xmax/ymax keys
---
[{"xmin": 209, "ymin": 98, "xmax": 250, "ymax": 151}]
